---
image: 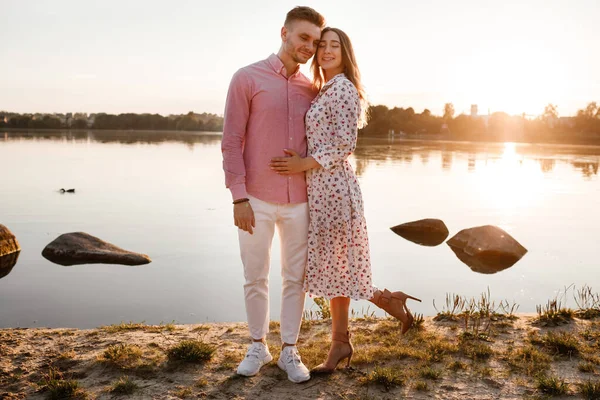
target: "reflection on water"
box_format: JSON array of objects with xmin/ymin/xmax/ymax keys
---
[
  {"xmin": 467, "ymin": 153, "xmax": 476, "ymax": 172},
  {"xmin": 441, "ymin": 153, "xmax": 453, "ymax": 171},
  {"xmin": 353, "ymin": 138, "xmax": 600, "ymax": 180},
  {"xmin": 537, "ymin": 158, "xmax": 556, "ymax": 173},
  {"xmin": 3, "ymin": 130, "xmax": 222, "ymax": 147},
  {"xmin": 1, "ymin": 131, "xmax": 599, "ymax": 328},
  {"xmin": 572, "ymin": 161, "xmax": 599, "ymax": 178}
]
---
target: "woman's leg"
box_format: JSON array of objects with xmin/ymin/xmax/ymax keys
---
[
  {"xmin": 369, "ymin": 288, "xmax": 422, "ymax": 334},
  {"xmin": 331, "ymin": 296, "xmax": 350, "ymax": 334},
  {"xmin": 313, "ymin": 296, "xmax": 353, "ymax": 371}
]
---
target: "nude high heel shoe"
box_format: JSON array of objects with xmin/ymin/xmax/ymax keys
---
[
  {"xmin": 372, "ymin": 289, "xmax": 422, "ymax": 334},
  {"xmin": 311, "ymin": 330, "xmax": 354, "ymax": 374}
]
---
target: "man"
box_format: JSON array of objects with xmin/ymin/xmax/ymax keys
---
[{"xmin": 221, "ymin": 7, "xmax": 325, "ymax": 383}]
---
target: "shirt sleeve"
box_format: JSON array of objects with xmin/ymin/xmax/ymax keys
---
[
  {"xmin": 221, "ymin": 69, "xmax": 251, "ymax": 200},
  {"xmin": 311, "ymin": 79, "xmax": 360, "ymax": 170}
]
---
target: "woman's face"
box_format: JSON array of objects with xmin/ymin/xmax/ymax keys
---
[{"xmin": 317, "ymin": 30, "xmax": 344, "ymax": 75}]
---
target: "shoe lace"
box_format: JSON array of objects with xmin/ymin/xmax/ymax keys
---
[
  {"xmin": 285, "ymin": 347, "xmax": 302, "ymax": 366},
  {"xmin": 246, "ymin": 344, "xmax": 263, "ymax": 359}
]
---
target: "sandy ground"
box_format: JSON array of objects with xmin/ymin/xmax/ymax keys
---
[{"xmin": 1, "ymin": 315, "xmax": 599, "ymax": 399}]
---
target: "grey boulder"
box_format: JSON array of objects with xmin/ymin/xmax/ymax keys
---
[{"xmin": 42, "ymin": 232, "xmax": 151, "ymax": 266}]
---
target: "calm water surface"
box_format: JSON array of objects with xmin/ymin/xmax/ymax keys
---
[{"xmin": 1, "ymin": 130, "xmax": 599, "ymax": 328}]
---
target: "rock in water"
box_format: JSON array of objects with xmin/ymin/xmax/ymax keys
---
[
  {"xmin": 0, "ymin": 224, "xmax": 21, "ymax": 257},
  {"xmin": 0, "ymin": 252, "xmax": 20, "ymax": 279},
  {"xmin": 446, "ymin": 225, "xmax": 527, "ymax": 274},
  {"xmin": 390, "ymin": 219, "xmax": 449, "ymax": 246},
  {"xmin": 42, "ymin": 232, "xmax": 151, "ymax": 266}
]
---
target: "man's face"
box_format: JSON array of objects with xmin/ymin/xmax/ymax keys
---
[{"xmin": 282, "ymin": 20, "xmax": 322, "ymax": 64}]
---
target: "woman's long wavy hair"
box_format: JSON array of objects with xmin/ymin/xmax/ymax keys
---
[{"xmin": 311, "ymin": 27, "xmax": 369, "ymax": 128}]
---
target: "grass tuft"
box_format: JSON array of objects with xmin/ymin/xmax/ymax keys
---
[
  {"xmin": 174, "ymin": 386, "xmax": 193, "ymax": 398},
  {"xmin": 579, "ymin": 380, "xmax": 600, "ymax": 400},
  {"xmin": 167, "ymin": 340, "xmax": 216, "ymax": 363},
  {"xmin": 424, "ymin": 336, "xmax": 459, "ymax": 362},
  {"xmin": 361, "ymin": 366, "xmax": 405, "ymax": 390},
  {"xmin": 39, "ymin": 368, "xmax": 88, "ymax": 400},
  {"xmin": 460, "ymin": 339, "xmax": 494, "ymax": 361},
  {"xmin": 110, "ymin": 376, "xmax": 138, "ymax": 395},
  {"xmin": 100, "ymin": 321, "xmax": 176, "ymax": 333},
  {"xmin": 419, "ymin": 366, "xmax": 442, "ymax": 380},
  {"xmin": 536, "ymin": 374, "xmax": 569, "ymax": 396},
  {"xmin": 504, "ymin": 345, "xmax": 551, "ymax": 376},
  {"xmin": 532, "ymin": 331, "xmax": 581, "ymax": 357},
  {"xmin": 579, "ymin": 362, "xmax": 596, "ymax": 373},
  {"xmin": 99, "ymin": 344, "xmax": 143, "ymax": 369},
  {"xmin": 413, "ymin": 313, "xmax": 425, "ymax": 330},
  {"xmin": 574, "ymin": 285, "xmax": 600, "ymax": 320},
  {"xmin": 535, "ymin": 287, "xmax": 575, "ymax": 326},
  {"xmin": 447, "ymin": 360, "xmax": 467, "ymax": 371}
]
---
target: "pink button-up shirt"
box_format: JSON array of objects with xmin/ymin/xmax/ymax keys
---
[{"xmin": 222, "ymin": 54, "xmax": 317, "ymax": 204}]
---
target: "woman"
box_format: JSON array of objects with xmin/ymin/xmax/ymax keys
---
[{"xmin": 270, "ymin": 27, "xmax": 421, "ymax": 373}]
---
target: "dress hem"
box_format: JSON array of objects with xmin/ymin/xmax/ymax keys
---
[{"xmin": 306, "ymin": 289, "xmax": 374, "ymax": 302}]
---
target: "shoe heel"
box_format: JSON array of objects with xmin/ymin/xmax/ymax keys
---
[
  {"xmin": 405, "ymin": 293, "xmax": 422, "ymax": 302},
  {"xmin": 345, "ymin": 351, "xmax": 353, "ymax": 368}
]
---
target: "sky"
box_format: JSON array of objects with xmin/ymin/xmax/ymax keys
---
[{"xmin": 1, "ymin": 0, "xmax": 599, "ymax": 117}]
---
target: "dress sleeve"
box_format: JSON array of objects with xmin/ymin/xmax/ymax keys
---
[
  {"xmin": 221, "ymin": 69, "xmax": 251, "ymax": 200},
  {"xmin": 311, "ymin": 79, "xmax": 360, "ymax": 170}
]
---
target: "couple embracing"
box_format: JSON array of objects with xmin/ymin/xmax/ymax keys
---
[{"xmin": 221, "ymin": 6, "xmax": 420, "ymax": 383}]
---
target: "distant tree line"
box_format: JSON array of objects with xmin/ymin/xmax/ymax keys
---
[
  {"xmin": 360, "ymin": 102, "xmax": 600, "ymax": 143},
  {"xmin": 3, "ymin": 102, "xmax": 600, "ymax": 144},
  {"xmin": 0, "ymin": 111, "xmax": 223, "ymax": 132},
  {"xmin": 361, "ymin": 105, "xmax": 443, "ymax": 137}
]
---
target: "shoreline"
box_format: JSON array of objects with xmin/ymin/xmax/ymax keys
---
[
  {"xmin": 4, "ymin": 128, "xmax": 600, "ymax": 147},
  {"xmin": 1, "ymin": 128, "xmax": 222, "ymax": 135},
  {"xmin": 2, "ymin": 313, "xmax": 599, "ymax": 399}
]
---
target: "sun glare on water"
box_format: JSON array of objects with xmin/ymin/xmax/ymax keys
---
[{"xmin": 474, "ymin": 143, "xmax": 547, "ymax": 212}]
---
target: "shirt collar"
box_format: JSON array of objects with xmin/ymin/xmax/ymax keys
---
[
  {"xmin": 321, "ymin": 73, "xmax": 346, "ymax": 91},
  {"xmin": 267, "ymin": 53, "xmax": 301, "ymax": 78}
]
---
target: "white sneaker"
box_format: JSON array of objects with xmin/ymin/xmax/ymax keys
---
[
  {"xmin": 277, "ymin": 346, "xmax": 310, "ymax": 383},
  {"xmin": 236, "ymin": 341, "xmax": 273, "ymax": 376}
]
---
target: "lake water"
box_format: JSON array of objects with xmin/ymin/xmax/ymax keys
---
[{"xmin": 1, "ymin": 130, "xmax": 599, "ymax": 329}]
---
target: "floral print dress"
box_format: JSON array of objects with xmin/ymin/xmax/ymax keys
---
[{"xmin": 303, "ymin": 73, "xmax": 374, "ymax": 301}]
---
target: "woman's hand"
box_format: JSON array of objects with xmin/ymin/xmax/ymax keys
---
[{"xmin": 270, "ymin": 149, "xmax": 306, "ymax": 175}]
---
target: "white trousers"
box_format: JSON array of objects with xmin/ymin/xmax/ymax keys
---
[{"xmin": 238, "ymin": 195, "xmax": 309, "ymax": 344}]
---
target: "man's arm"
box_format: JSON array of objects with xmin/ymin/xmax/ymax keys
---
[
  {"xmin": 222, "ymin": 69, "xmax": 255, "ymax": 234},
  {"xmin": 269, "ymin": 150, "xmax": 320, "ymax": 174},
  {"xmin": 222, "ymin": 69, "xmax": 251, "ymax": 200}
]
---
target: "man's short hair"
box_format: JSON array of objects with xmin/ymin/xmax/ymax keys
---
[{"xmin": 284, "ymin": 6, "xmax": 325, "ymax": 29}]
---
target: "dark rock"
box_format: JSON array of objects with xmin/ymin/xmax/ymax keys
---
[
  {"xmin": 390, "ymin": 218, "xmax": 449, "ymax": 246},
  {"xmin": 42, "ymin": 232, "xmax": 151, "ymax": 266},
  {"xmin": 0, "ymin": 224, "xmax": 20, "ymax": 279},
  {"xmin": 446, "ymin": 225, "xmax": 527, "ymax": 274},
  {"xmin": 0, "ymin": 252, "xmax": 20, "ymax": 279},
  {"xmin": 0, "ymin": 224, "xmax": 21, "ymax": 257}
]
